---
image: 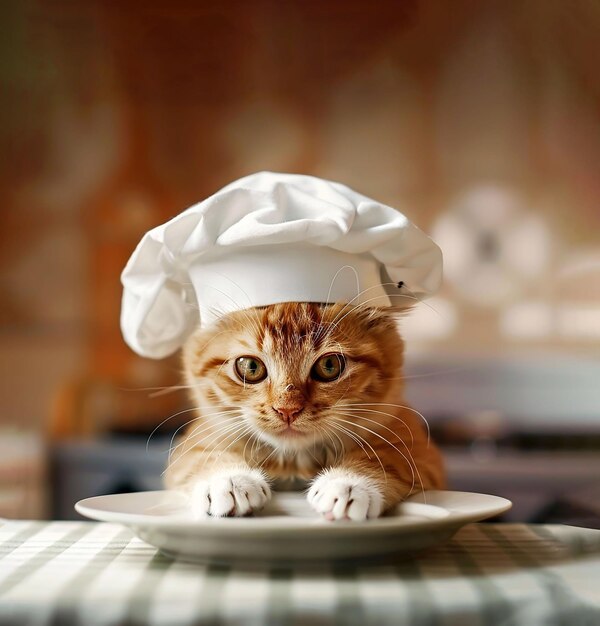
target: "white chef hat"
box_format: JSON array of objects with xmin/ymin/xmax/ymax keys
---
[{"xmin": 121, "ymin": 172, "xmax": 442, "ymax": 358}]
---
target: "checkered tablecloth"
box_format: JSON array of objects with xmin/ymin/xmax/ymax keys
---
[{"xmin": 0, "ymin": 521, "xmax": 599, "ymax": 625}]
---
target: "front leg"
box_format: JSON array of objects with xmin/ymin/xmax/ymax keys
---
[
  {"xmin": 307, "ymin": 438, "xmax": 443, "ymax": 521},
  {"xmin": 307, "ymin": 468, "xmax": 385, "ymax": 521},
  {"xmin": 165, "ymin": 448, "xmax": 271, "ymax": 518},
  {"xmin": 308, "ymin": 406, "xmax": 446, "ymax": 521},
  {"xmin": 190, "ymin": 465, "xmax": 271, "ymax": 518}
]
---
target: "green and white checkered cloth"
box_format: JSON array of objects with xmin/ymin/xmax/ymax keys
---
[{"xmin": 0, "ymin": 521, "xmax": 598, "ymax": 625}]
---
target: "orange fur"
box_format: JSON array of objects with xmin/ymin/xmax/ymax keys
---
[{"xmin": 165, "ymin": 302, "xmax": 445, "ymax": 514}]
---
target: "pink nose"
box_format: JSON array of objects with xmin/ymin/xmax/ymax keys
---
[{"xmin": 272, "ymin": 403, "xmax": 304, "ymax": 424}]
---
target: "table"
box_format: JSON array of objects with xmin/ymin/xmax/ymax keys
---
[{"xmin": 0, "ymin": 521, "xmax": 599, "ymax": 625}]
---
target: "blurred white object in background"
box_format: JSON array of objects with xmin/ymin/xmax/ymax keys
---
[
  {"xmin": 433, "ymin": 185, "xmax": 552, "ymax": 307},
  {"xmin": 556, "ymin": 250, "xmax": 600, "ymax": 339},
  {"xmin": 557, "ymin": 306, "xmax": 600, "ymax": 339},
  {"xmin": 500, "ymin": 301, "xmax": 554, "ymax": 339}
]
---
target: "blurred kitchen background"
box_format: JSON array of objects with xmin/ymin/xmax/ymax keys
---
[{"xmin": 1, "ymin": 0, "xmax": 599, "ymax": 525}]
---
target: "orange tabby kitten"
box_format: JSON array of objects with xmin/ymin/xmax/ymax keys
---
[{"xmin": 165, "ymin": 302, "xmax": 445, "ymax": 520}]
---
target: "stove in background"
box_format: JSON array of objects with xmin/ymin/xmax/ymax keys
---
[{"xmin": 52, "ymin": 355, "xmax": 600, "ymax": 527}]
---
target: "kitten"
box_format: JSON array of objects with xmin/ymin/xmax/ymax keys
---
[{"xmin": 165, "ymin": 302, "xmax": 445, "ymax": 521}]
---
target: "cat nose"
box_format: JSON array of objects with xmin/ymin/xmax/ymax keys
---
[{"xmin": 272, "ymin": 402, "xmax": 305, "ymax": 424}]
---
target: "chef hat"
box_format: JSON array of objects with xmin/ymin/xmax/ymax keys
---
[{"xmin": 121, "ymin": 172, "xmax": 442, "ymax": 358}]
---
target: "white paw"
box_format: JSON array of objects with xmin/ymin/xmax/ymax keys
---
[
  {"xmin": 190, "ymin": 468, "xmax": 271, "ymax": 518},
  {"xmin": 307, "ymin": 471, "xmax": 383, "ymax": 521}
]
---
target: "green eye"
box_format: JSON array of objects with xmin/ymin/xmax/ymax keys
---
[
  {"xmin": 235, "ymin": 356, "xmax": 267, "ymax": 383},
  {"xmin": 311, "ymin": 353, "xmax": 345, "ymax": 382}
]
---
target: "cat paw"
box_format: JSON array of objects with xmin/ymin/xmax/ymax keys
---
[
  {"xmin": 307, "ymin": 470, "xmax": 383, "ymax": 521},
  {"xmin": 190, "ymin": 468, "xmax": 271, "ymax": 518}
]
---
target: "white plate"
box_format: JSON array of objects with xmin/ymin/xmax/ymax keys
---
[{"xmin": 75, "ymin": 490, "xmax": 511, "ymax": 564}]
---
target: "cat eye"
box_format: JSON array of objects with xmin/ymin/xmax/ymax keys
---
[
  {"xmin": 311, "ymin": 353, "xmax": 345, "ymax": 382},
  {"xmin": 234, "ymin": 356, "xmax": 267, "ymax": 383}
]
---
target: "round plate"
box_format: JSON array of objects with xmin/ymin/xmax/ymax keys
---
[{"xmin": 75, "ymin": 490, "xmax": 511, "ymax": 564}]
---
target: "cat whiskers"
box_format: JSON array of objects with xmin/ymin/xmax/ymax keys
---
[
  {"xmin": 119, "ymin": 382, "xmax": 203, "ymax": 397},
  {"xmin": 179, "ymin": 324, "xmax": 233, "ymax": 356},
  {"xmin": 384, "ymin": 364, "xmax": 475, "ymax": 382},
  {"xmin": 319, "ymin": 424, "xmax": 345, "ymax": 465},
  {"xmin": 330, "ymin": 356, "xmax": 356, "ymax": 408},
  {"xmin": 250, "ymin": 429, "xmax": 264, "ymax": 462},
  {"xmin": 167, "ymin": 411, "xmax": 242, "ymax": 461},
  {"xmin": 331, "ymin": 415, "xmax": 420, "ymax": 498},
  {"xmin": 173, "ymin": 421, "xmax": 256, "ymax": 479},
  {"xmin": 325, "ymin": 265, "xmax": 361, "ymax": 313},
  {"xmin": 242, "ymin": 429, "xmax": 264, "ymax": 464},
  {"xmin": 212, "ymin": 424, "xmax": 256, "ymax": 464},
  {"xmin": 325, "ymin": 292, "xmax": 418, "ymax": 338},
  {"xmin": 215, "ymin": 274, "xmax": 268, "ymax": 340},
  {"xmin": 187, "ymin": 287, "xmax": 264, "ymax": 346},
  {"xmin": 334, "ymin": 405, "xmax": 415, "ymax": 448},
  {"xmin": 199, "ymin": 278, "xmax": 265, "ymax": 340},
  {"xmin": 335, "ymin": 411, "xmax": 416, "ymax": 462},
  {"xmin": 314, "ymin": 270, "xmax": 371, "ymax": 342},
  {"xmin": 214, "ymin": 354, "xmax": 234, "ymax": 380},
  {"xmin": 327, "ymin": 421, "xmax": 372, "ymax": 461},
  {"xmin": 164, "ymin": 420, "xmax": 251, "ymax": 478},
  {"xmin": 315, "ymin": 281, "xmax": 417, "ymax": 341},
  {"xmin": 336, "ymin": 402, "xmax": 431, "ymax": 446},
  {"xmin": 165, "ymin": 413, "xmax": 245, "ymax": 472},
  {"xmin": 256, "ymin": 439, "xmax": 284, "ymax": 470},
  {"xmin": 146, "ymin": 405, "xmax": 234, "ymax": 453},
  {"xmin": 121, "ymin": 383, "xmax": 203, "ymax": 399},
  {"xmin": 327, "ymin": 421, "xmax": 388, "ymax": 482},
  {"xmin": 303, "ymin": 437, "xmax": 325, "ymax": 466}
]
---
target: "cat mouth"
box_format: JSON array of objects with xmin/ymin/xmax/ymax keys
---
[{"xmin": 277, "ymin": 425, "xmax": 305, "ymax": 438}]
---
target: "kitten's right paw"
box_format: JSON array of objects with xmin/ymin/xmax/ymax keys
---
[
  {"xmin": 190, "ymin": 468, "xmax": 271, "ymax": 518},
  {"xmin": 307, "ymin": 470, "xmax": 383, "ymax": 521}
]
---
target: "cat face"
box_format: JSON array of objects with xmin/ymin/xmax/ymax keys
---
[{"xmin": 183, "ymin": 302, "xmax": 405, "ymax": 451}]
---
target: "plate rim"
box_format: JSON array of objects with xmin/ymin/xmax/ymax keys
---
[{"xmin": 75, "ymin": 489, "xmax": 512, "ymax": 534}]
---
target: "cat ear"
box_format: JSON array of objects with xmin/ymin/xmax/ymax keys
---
[
  {"xmin": 354, "ymin": 305, "xmax": 412, "ymax": 331},
  {"xmin": 385, "ymin": 302, "xmax": 417, "ymax": 317}
]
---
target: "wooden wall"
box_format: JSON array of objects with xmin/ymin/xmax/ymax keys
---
[{"xmin": 1, "ymin": 0, "xmax": 600, "ymax": 436}]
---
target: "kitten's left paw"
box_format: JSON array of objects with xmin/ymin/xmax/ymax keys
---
[
  {"xmin": 190, "ymin": 468, "xmax": 271, "ymax": 518},
  {"xmin": 307, "ymin": 470, "xmax": 383, "ymax": 521}
]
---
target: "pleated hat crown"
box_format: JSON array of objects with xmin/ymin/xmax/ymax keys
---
[{"xmin": 121, "ymin": 172, "xmax": 443, "ymax": 358}]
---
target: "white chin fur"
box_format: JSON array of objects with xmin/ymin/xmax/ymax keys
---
[{"xmin": 258, "ymin": 429, "xmax": 315, "ymax": 452}]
